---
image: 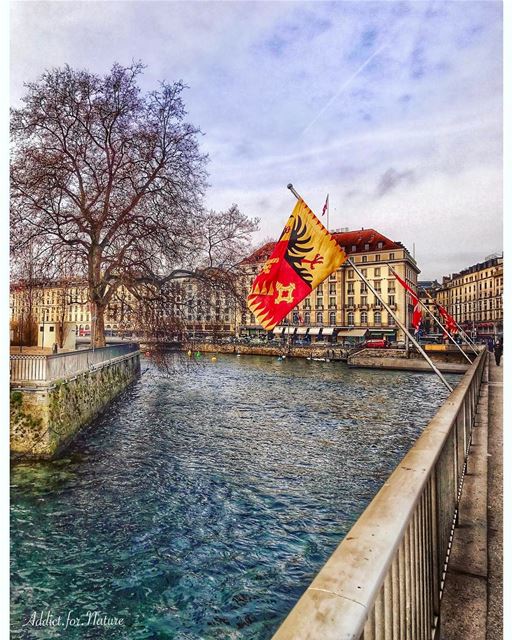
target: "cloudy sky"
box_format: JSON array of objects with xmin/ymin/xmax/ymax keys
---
[{"xmin": 10, "ymin": 1, "xmax": 502, "ymax": 279}]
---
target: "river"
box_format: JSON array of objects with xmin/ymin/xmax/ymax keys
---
[{"xmin": 11, "ymin": 354, "xmax": 459, "ymax": 639}]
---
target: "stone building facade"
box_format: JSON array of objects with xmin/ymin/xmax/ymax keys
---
[{"xmin": 434, "ymin": 255, "xmax": 503, "ymax": 339}]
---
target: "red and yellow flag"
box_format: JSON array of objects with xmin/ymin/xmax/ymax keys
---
[
  {"xmin": 390, "ymin": 266, "xmax": 422, "ymax": 334},
  {"xmin": 247, "ymin": 198, "xmax": 347, "ymax": 331}
]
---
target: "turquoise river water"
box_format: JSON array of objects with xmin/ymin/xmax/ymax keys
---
[{"xmin": 11, "ymin": 354, "xmax": 459, "ymax": 639}]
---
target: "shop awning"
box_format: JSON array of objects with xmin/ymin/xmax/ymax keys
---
[
  {"xmin": 369, "ymin": 329, "xmax": 396, "ymax": 334},
  {"xmin": 309, "ymin": 327, "xmax": 322, "ymax": 335},
  {"xmin": 296, "ymin": 327, "xmax": 309, "ymax": 335},
  {"xmin": 284, "ymin": 327, "xmax": 296, "ymax": 335},
  {"xmin": 322, "ymin": 327, "xmax": 335, "ymax": 335},
  {"xmin": 336, "ymin": 328, "xmax": 368, "ymax": 338},
  {"xmin": 273, "ymin": 326, "xmax": 285, "ymax": 335}
]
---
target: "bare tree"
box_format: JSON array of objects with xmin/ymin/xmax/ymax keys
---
[{"xmin": 11, "ymin": 62, "xmax": 258, "ymax": 347}]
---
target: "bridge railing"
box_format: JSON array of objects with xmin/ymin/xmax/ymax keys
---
[
  {"xmin": 272, "ymin": 347, "xmax": 487, "ymax": 640},
  {"xmin": 10, "ymin": 343, "xmax": 140, "ymax": 383}
]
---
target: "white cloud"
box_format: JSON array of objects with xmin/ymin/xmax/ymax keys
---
[{"xmin": 10, "ymin": 0, "xmax": 502, "ymax": 279}]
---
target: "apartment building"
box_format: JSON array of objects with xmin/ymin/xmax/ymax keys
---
[{"xmin": 435, "ymin": 255, "xmax": 503, "ymax": 339}]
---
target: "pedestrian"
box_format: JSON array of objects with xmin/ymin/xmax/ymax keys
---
[
  {"xmin": 487, "ymin": 337, "xmax": 495, "ymax": 352},
  {"xmin": 494, "ymin": 338, "xmax": 503, "ymax": 366}
]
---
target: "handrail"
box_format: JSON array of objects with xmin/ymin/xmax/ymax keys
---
[
  {"xmin": 272, "ymin": 347, "xmax": 487, "ymax": 640},
  {"xmin": 10, "ymin": 343, "xmax": 140, "ymax": 382}
]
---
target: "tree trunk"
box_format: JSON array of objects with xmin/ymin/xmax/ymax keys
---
[{"xmin": 91, "ymin": 302, "xmax": 107, "ymax": 348}]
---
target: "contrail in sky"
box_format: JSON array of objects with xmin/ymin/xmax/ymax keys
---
[{"xmin": 302, "ymin": 40, "xmax": 389, "ymax": 135}]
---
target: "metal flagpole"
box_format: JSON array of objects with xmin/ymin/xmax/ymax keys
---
[
  {"xmin": 327, "ymin": 194, "xmax": 330, "ymax": 231},
  {"xmin": 286, "ymin": 183, "xmax": 454, "ymax": 393},
  {"xmin": 420, "ymin": 286, "xmax": 478, "ymax": 354},
  {"xmin": 388, "ymin": 265, "xmax": 472, "ymax": 364}
]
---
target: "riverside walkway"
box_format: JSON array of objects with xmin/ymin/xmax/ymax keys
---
[
  {"xmin": 440, "ymin": 356, "xmax": 503, "ymax": 639},
  {"xmin": 272, "ymin": 348, "xmax": 500, "ymax": 640}
]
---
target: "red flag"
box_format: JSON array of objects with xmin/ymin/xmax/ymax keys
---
[
  {"xmin": 322, "ymin": 194, "xmax": 329, "ymax": 216},
  {"xmin": 436, "ymin": 302, "xmax": 458, "ymax": 335},
  {"xmin": 390, "ymin": 267, "xmax": 422, "ymax": 334}
]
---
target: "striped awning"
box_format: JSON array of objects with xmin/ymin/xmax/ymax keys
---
[
  {"xmin": 309, "ymin": 327, "xmax": 322, "ymax": 335},
  {"xmin": 296, "ymin": 327, "xmax": 308, "ymax": 335},
  {"xmin": 322, "ymin": 327, "xmax": 335, "ymax": 335},
  {"xmin": 283, "ymin": 327, "xmax": 296, "ymax": 335},
  {"xmin": 273, "ymin": 326, "xmax": 285, "ymax": 334}
]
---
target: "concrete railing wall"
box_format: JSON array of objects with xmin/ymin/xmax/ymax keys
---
[
  {"xmin": 272, "ymin": 349, "xmax": 487, "ymax": 640},
  {"xmin": 10, "ymin": 344, "xmax": 139, "ymax": 383}
]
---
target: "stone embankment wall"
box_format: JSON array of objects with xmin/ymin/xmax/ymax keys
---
[
  {"xmin": 187, "ymin": 342, "xmax": 348, "ymax": 360},
  {"xmin": 10, "ymin": 353, "xmax": 140, "ymax": 460},
  {"xmin": 347, "ymin": 347, "xmax": 473, "ymax": 373},
  {"xmin": 188, "ymin": 343, "xmax": 475, "ymax": 367}
]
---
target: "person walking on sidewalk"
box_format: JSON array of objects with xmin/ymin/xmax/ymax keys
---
[{"xmin": 494, "ymin": 338, "xmax": 503, "ymax": 366}]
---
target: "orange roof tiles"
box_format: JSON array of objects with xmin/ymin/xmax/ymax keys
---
[{"xmin": 241, "ymin": 229, "xmax": 402, "ymax": 264}]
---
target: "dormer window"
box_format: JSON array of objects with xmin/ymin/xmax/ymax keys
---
[
  {"xmin": 351, "ymin": 245, "xmax": 357, "ymax": 252},
  {"xmin": 364, "ymin": 243, "xmax": 370, "ymax": 251},
  {"xmin": 377, "ymin": 241, "xmax": 383, "ymax": 249}
]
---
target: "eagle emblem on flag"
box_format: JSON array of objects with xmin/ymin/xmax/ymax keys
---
[{"xmin": 247, "ymin": 198, "xmax": 346, "ymax": 331}]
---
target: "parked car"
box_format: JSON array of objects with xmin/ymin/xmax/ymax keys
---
[{"xmin": 363, "ymin": 338, "xmax": 389, "ymax": 349}]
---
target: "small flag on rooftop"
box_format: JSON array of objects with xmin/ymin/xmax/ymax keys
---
[
  {"xmin": 247, "ymin": 198, "xmax": 346, "ymax": 331},
  {"xmin": 322, "ymin": 194, "xmax": 329, "ymax": 216}
]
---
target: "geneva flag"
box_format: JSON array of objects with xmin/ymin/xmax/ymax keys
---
[
  {"xmin": 436, "ymin": 303, "xmax": 458, "ymax": 335},
  {"xmin": 247, "ymin": 198, "xmax": 346, "ymax": 331},
  {"xmin": 390, "ymin": 267, "xmax": 422, "ymax": 333}
]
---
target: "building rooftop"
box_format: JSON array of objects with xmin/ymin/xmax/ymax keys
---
[{"xmin": 241, "ymin": 228, "xmax": 404, "ymax": 265}]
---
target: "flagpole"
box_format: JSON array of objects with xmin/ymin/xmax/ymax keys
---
[
  {"xmin": 327, "ymin": 194, "xmax": 330, "ymax": 231},
  {"xmin": 286, "ymin": 184, "xmax": 453, "ymax": 392},
  {"xmin": 420, "ymin": 286, "xmax": 478, "ymax": 354},
  {"xmin": 347, "ymin": 259, "xmax": 453, "ymax": 392},
  {"xmin": 388, "ymin": 266, "xmax": 472, "ymax": 364}
]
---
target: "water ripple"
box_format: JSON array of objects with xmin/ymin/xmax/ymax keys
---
[{"xmin": 11, "ymin": 355, "xmax": 459, "ymax": 639}]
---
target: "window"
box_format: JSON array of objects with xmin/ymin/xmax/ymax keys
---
[
  {"xmin": 361, "ymin": 296, "xmax": 367, "ymax": 307},
  {"xmin": 292, "ymin": 312, "xmax": 299, "ymax": 323},
  {"xmin": 375, "ymin": 268, "xmax": 381, "ymax": 277},
  {"xmin": 316, "ymin": 312, "xmax": 323, "ymax": 324},
  {"xmin": 376, "ymin": 254, "xmax": 381, "ymax": 262},
  {"xmin": 374, "ymin": 311, "xmax": 382, "ymax": 324},
  {"xmin": 388, "ymin": 295, "xmax": 395, "ymax": 306},
  {"xmin": 360, "ymin": 311, "xmax": 368, "ymax": 324},
  {"xmin": 362, "ymin": 256, "xmax": 368, "ymax": 263},
  {"xmin": 348, "ymin": 270, "xmax": 354, "ymax": 279},
  {"xmin": 304, "ymin": 312, "xmax": 310, "ymax": 324},
  {"xmin": 329, "ymin": 312, "xmax": 336, "ymax": 325},
  {"xmin": 348, "ymin": 296, "xmax": 354, "ymax": 307},
  {"xmin": 351, "ymin": 245, "xmax": 357, "ymax": 252},
  {"xmin": 388, "ymin": 314, "xmax": 396, "ymax": 326},
  {"xmin": 362, "ymin": 268, "xmax": 367, "ymax": 277},
  {"xmin": 329, "ymin": 284, "xmax": 336, "ymax": 295},
  {"xmin": 389, "ymin": 253, "xmax": 395, "ymax": 260},
  {"xmin": 364, "ymin": 243, "xmax": 370, "ymax": 251},
  {"xmin": 360, "ymin": 283, "xmax": 367, "ymax": 293},
  {"xmin": 347, "ymin": 312, "xmax": 354, "ymax": 325},
  {"xmin": 377, "ymin": 241, "xmax": 383, "ymax": 249}
]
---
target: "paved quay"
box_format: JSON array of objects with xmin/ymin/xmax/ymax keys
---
[{"xmin": 440, "ymin": 354, "xmax": 503, "ymax": 639}]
